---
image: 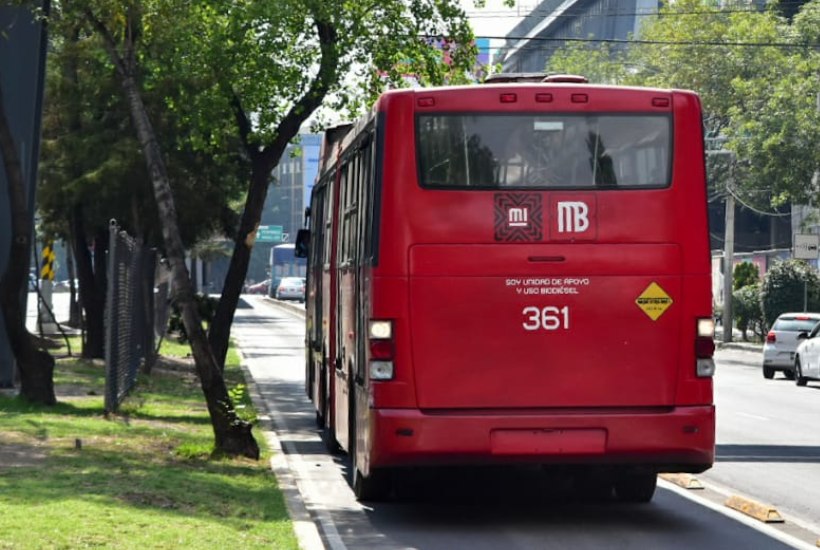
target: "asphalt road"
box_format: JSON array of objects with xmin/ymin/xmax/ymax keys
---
[
  {"xmin": 701, "ymin": 347, "xmax": 820, "ymax": 539},
  {"xmin": 233, "ymin": 296, "xmax": 820, "ymax": 550}
]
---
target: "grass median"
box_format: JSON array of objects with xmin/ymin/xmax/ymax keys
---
[{"xmin": 0, "ymin": 337, "xmax": 299, "ymax": 550}]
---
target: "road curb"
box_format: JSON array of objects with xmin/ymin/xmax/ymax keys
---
[
  {"xmin": 715, "ymin": 342, "xmax": 763, "ymax": 353},
  {"xmin": 265, "ymin": 296, "xmax": 306, "ymax": 317},
  {"xmin": 240, "ymin": 358, "xmax": 326, "ymax": 550},
  {"xmin": 725, "ymin": 495, "xmax": 785, "ymax": 523}
]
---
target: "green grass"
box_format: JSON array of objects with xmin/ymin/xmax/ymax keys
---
[{"xmin": 0, "ymin": 339, "xmax": 299, "ymax": 550}]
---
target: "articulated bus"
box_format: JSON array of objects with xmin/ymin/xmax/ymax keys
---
[{"xmin": 295, "ymin": 74, "xmax": 716, "ymax": 502}]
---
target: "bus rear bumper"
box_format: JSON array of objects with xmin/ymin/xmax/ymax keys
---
[{"xmin": 369, "ymin": 405, "xmax": 715, "ymax": 473}]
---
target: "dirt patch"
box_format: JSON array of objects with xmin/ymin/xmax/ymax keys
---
[
  {"xmin": 154, "ymin": 354, "xmax": 195, "ymax": 373},
  {"xmin": 0, "ymin": 442, "xmax": 47, "ymax": 470}
]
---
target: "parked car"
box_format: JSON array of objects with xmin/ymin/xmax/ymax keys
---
[
  {"xmin": 762, "ymin": 312, "xmax": 820, "ymax": 379},
  {"xmin": 274, "ymin": 277, "xmax": 305, "ymax": 302},
  {"xmin": 793, "ymin": 323, "xmax": 820, "ymax": 386},
  {"xmin": 247, "ymin": 279, "xmax": 270, "ymax": 295}
]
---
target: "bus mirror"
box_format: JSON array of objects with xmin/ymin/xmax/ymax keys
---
[{"xmin": 294, "ymin": 229, "xmax": 309, "ymax": 258}]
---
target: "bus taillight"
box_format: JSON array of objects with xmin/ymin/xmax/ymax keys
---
[
  {"xmin": 369, "ymin": 320, "xmax": 395, "ymax": 380},
  {"xmin": 695, "ymin": 318, "xmax": 716, "ymax": 377}
]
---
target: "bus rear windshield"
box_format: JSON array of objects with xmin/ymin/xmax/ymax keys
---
[{"xmin": 417, "ymin": 114, "xmax": 671, "ymax": 189}]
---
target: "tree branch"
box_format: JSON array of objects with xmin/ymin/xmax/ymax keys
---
[
  {"xmin": 230, "ymin": 92, "xmax": 255, "ymax": 160},
  {"xmin": 82, "ymin": 8, "xmax": 129, "ymax": 78},
  {"xmin": 259, "ymin": 17, "xmax": 339, "ymax": 166}
]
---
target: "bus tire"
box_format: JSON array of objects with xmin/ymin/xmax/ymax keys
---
[
  {"xmin": 353, "ymin": 466, "xmax": 391, "ymax": 502},
  {"xmin": 323, "ymin": 404, "xmax": 341, "ymax": 454},
  {"xmin": 613, "ymin": 472, "xmax": 657, "ymax": 503}
]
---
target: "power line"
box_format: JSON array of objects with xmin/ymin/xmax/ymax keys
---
[
  {"xmin": 467, "ymin": 5, "xmax": 800, "ymax": 19},
  {"xmin": 470, "ymin": 34, "xmax": 820, "ymax": 50},
  {"xmin": 727, "ymin": 186, "xmax": 793, "ymax": 217}
]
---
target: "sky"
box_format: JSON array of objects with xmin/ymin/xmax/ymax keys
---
[{"xmin": 461, "ymin": 0, "xmax": 529, "ymax": 40}]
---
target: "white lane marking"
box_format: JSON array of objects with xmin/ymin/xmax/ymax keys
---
[
  {"xmin": 735, "ymin": 412, "xmax": 770, "ymax": 421},
  {"xmin": 659, "ymin": 479, "xmax": 818, "ymax": 550}
]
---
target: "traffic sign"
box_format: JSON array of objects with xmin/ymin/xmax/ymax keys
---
[
  {"xmin": 256, "ymin": 225, "xmax": 283, "ymax": 243},
  {"xmin": 794, "ymin": 234, "xmax": 820, "ymax": 260}
]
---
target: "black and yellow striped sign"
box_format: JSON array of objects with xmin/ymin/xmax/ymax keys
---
[{"xmin": 40, "ymin": 242, "xmax": 55, "ymax": 281}]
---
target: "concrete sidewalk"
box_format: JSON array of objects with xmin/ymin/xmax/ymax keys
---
[{"xmin": 714, "ymin": 326, "xmax": 763, "ymax": 353}]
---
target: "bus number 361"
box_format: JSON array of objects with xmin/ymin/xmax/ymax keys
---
[{"xmin": 522, "ymin": 306, "xmax": 570, "ymax": 331}]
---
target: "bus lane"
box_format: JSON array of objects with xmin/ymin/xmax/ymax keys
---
[{"xmin": 235, "ymin": 297, "xmax": 816, "ymax": 550}]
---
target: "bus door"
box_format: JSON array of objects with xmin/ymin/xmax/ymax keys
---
[{"xmin": 334, "ymin": 159, "xmax": 356, "ymax": 451}]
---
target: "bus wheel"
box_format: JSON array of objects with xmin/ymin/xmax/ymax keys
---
[
  {"xmin": 323, "ymin": 406, "xmax": 341, "ymax": 454},
  {"xmin": 353, "ymin": 466, "xmax": 391, "ymax": 502},
  {"xmin": 613, "ymin": 472, "xmax": 657, "ymax": 503}
]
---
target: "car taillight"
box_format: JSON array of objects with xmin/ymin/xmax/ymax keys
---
[
  {"xmin": 368, "ymin": 319, "xmax": 394, "ymax": 380},
  {"xmin": 695, "ymin": 317, "xmax": 715, "ymax": 377},
  {"xmin": 766, "ymin": 331, "xmax": 776, "ymax": 343}
]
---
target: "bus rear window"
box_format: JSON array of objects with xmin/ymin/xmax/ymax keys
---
[{"xmin": 416, "ymin": 114, "xmax": 671, "ymax": 189}]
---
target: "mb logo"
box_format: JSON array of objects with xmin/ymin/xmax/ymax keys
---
[{"xmin": 557, "ymin": 201, "xmax": 589, "ymax": 233}]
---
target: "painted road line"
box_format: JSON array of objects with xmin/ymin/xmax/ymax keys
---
[
  {"xmin": 658, "ymin": 479, "xmax": 817, "ymax": 550},
  {"xmin": 659, "ymin": 473, "xmax": 704, "ymax": 490},
  {"xmin": 735, "ymin": 412, "xmax": 770, "ymax": 422},
  {"xmin": 725, "ymin": 495, "xmax": 785, "ymax": 523}
]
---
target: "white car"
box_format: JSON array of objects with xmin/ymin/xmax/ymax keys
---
[
  {"xmin": 793, "ymin": 322, "xmax": 820, "ymax": 386},
  {"xmin": 762, "ymin": 312, "xmax": 820, "ymax": 379},
  {"xmin": 274, "ymin": 277, "xmax": 305, "ymax": 302}
]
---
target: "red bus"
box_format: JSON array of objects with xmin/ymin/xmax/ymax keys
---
[{"xmin": 296, "ymin": 74, "xmax": 716, "ymax": 502}]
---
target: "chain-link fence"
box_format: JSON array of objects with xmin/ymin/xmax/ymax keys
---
[{"xmin": 104, "ymin": 220, "xmax": 169, "ymax": 413}]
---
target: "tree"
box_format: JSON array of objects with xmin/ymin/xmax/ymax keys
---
[
  {"xmin": 734, "ymin": 261, "xmax": 759, "ymax": 291},
  {"xmin": 760, "ymin": 259, "xmax": 820, "ymax": 328},
  {"xmin": 547, "ymin": 41, "xmax": 630, "ymax": 84},
  {"xmin": 172, "ymin": 0, "xmax": 479, "ymax": 369},
  {"xmin": 0, "ymin": 47, "xmax": 56, "ymax": 404},
  {"xmin": 733, "ymin": 283, "xmax": 763, "ymax": 341},
  {"xmin": 38, "ymin": 10, "xmax": 246, "ymax": 358},
  {"xmin": 59, "ymin": 0, "xmax": 478, "ymax": 458}
]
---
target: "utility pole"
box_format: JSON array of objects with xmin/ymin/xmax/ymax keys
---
[
  {"xmin": 708, "ymin": 147, "xmax": 736, "ymax": 343},
  {"xmin": 723, "ymin": 181, "xmax": 735, "ymax": 343}
]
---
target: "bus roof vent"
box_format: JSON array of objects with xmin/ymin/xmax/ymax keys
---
[
  {"xmin": 484, "ymin": 72, "xmax": 589, "ymax": 84},
  {"xmin": 484, "ymin": 73, "xmax": 551, "ymax": 84},
  {"xmin": 541, "ymin": 74, "xmax": 589, "ymax": 83}
]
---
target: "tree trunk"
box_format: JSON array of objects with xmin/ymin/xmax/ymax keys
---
[
  {"xmin": 65, "ymin": 239, "xmax": 82, "ymax": 327},
  {"xmin": 0, "ymin": 76, "xmax": 56, "ymax": 405},
  {"xmin": 71, "ymin": 206, "xmax": 106, "ymax": 359},
  {"xmin": 92, "ymin": 16, "xmax": 258, "ymax": 458}
]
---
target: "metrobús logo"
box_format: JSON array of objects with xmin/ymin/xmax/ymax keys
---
[
  {"xmin": 494, "ymin": 193, "xmax": 597, "ymax": 242},
  {"xmin": 494, "ymin": 193, "xmax": 543, "ymax": 242}
]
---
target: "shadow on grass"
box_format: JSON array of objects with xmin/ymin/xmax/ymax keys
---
[{"xmin": 0, "ymin": 443, "xmax": 290, "ymax": 527}]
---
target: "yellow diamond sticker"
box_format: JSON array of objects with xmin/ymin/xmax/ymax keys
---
[{"xmin": 635, "ymin": 282, "xmax": 673, "ymax": 321}]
